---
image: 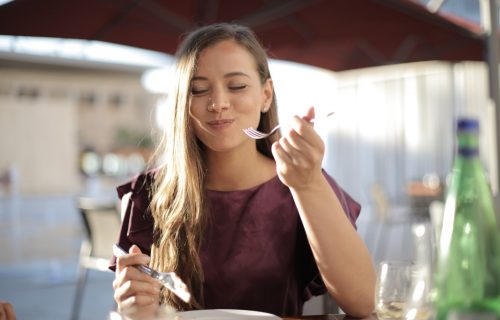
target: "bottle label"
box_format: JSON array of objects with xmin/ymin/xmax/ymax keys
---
[{"xmin": 447, "ymin": 311, "xmax": 496, "ymax": 320}]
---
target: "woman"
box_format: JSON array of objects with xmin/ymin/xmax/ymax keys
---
[{"xmin": 111, "ymin": 23, "xmax": 375, "ymax": 319}]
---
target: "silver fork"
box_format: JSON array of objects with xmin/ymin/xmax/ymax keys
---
[
  {"xmin": 243, "ymin": 111, "xmax": 335, "ymax": 139},
  {"xmin": 112, "ymin": 244, "xmax": 199, "ymax": 307}
]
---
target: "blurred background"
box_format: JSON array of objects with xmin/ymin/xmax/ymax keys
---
[{"xmin": 1, "ymin": 0, "xmax": 499, "ymax": 319}]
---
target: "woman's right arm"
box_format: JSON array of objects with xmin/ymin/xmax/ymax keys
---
[{"xmin": 113, "ymin": 245, "xmax": 162, "ymax": 319}]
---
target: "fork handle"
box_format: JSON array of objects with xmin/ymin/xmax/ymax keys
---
[
  {"xmin": 113, "ymin": 244, "xmax": 154, "ymax": 274},
  {"xmin": 135, "ymin": 264, "xmax": 155, "ymax": 277},
  {"xmin": 113, "ymin": 244, "xmax": 197, "ymax": 306},
  {"xmin": 311, "ymin": 111, "xmax": 335, "ymax": 122}
]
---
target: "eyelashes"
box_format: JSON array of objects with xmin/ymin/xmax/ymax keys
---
[
  {"xmin": 191, "ymin": 88, "xmax": 208, "ymax": 96},
  {"xmin": 229, "ymin": 84, "xmax": 247, "ymax": 90},
  {"xmin": 190, "ymin": 84, "xmax": 248, "ymax": 96}
]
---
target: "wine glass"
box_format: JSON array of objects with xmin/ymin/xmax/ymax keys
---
[
  {"xmin": 375, "ymin": 260, "xmax": 414, "ymax": 319},
  {"xmin": 404, "ymin": 223, "xmax": 435, "ymax": 320}
]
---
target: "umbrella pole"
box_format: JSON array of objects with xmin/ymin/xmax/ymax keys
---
[{"xmin": 480, "ymin": 0, "xmax": 500, "ymax": 196}]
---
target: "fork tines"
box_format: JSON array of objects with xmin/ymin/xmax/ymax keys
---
[{"xmin": 243, "ymin": 128, "xmax": 271, "ymax": 139}]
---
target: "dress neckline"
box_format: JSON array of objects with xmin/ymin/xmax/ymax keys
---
[{"xmin": 207, "ymin": 174, "xmax": 280, "ymax": 194}]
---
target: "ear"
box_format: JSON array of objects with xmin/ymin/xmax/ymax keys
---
[{"xmin": 261, "ymin": 78, "xmax": 273, "ymax": 113}]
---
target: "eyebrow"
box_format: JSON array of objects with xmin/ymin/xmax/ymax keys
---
[{"xmin": 191, "ymin": 71, "xmax": 251, "ymax": 81}]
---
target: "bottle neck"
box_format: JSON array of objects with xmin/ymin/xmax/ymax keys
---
[{"xmin": 457, "ymin": 130, "xmax": 479, "ymax": 157}]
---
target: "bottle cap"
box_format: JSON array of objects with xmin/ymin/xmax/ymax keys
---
[{"xmin": 457, "ymin": 118, "xmax": 479, "ymax": 132}]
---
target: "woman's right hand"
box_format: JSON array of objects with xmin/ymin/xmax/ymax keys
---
[{"xmin": 113, "ymin": 245, "xmax": 162, "ymax": 319}]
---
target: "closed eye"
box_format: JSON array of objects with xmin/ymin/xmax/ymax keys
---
[
  {"xmin": 229, "ymin": 84, "xmax": 247, "ymax": 91},
  {"xmin": 191, "ymin": 88, "xmax": 209, "ymax": 96}
]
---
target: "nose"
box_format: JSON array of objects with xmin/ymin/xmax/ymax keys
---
[{"xmin": 209, "ymin": 91, "xmax": 230, "ymax": 112}]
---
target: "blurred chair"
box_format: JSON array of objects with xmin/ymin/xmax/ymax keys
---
[
  {"xmin": 371, "ymin": 183, "xmax": 390, "ymax": 221},
  {"xmin": 0, "ymin": 165, "xmax": 19, "ymax": 197},
  {"xmin": 406, "ymin": 174, "xmax": 443, "ymax": 218},
  {"xmin": 71, "ymin": 197, "xmax": 120, "ymax": 320},
  {"xmin": 368, "ymin": 183, "xmax": 417, "ymax": 262},
  {"xmin": 369, "ymin": 183, "xmax": 392, "ymax": 261}
]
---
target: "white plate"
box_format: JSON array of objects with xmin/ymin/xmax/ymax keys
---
[{"xmin": 178, "ymin": 309, "xmax": 280, "ymax": 319}]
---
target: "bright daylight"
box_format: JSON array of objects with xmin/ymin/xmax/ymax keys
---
[{"xmin": 1, "ymin": 1, "xmax": 500, "ymax": 320}]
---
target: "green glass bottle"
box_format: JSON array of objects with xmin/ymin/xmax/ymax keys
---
[{"xmin": 434, "ymin": 118, "xmax": 500, "ymax": 320}]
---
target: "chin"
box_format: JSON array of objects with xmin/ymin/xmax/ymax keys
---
[{"xmin": 204, "ymin": 138, "xmax": 251, "ymax": 153}]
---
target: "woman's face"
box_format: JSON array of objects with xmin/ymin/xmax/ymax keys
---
[{"xmin": 189, "ymin": 39, "xmax": 273, "ymax": 153}]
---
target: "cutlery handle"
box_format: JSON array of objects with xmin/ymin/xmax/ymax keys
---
[
  {"xmin": 312, "ymin": 111, "xmax": 335, "ymax": 123},
  {"xmin": 112, "ymin": 244, "xmax": 154, "ymax": 275},
  {"xmin": 112, "ymin": 244, "xmax": 196, "ymax": 306}
]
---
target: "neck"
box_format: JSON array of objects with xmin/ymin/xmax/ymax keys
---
[{"xmin": 205, "ymin": 146, "xmax": 276, "ymax": 191}]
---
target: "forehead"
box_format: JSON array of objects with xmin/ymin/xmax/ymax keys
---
[{"xmin": 195, "ymin": 39, "xmax": 258, "ymax": 76}]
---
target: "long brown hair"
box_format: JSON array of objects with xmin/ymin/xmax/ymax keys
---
[{"xmin": 149, "ymin": 23, "xmax": 280, "ymax": 310}]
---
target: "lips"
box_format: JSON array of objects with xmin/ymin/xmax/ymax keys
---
[{"xmin": 206, "ymin": 119, "xmax": 234, "ymax": 128}]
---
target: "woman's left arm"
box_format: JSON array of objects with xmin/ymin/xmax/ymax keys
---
[{"xmin": 272, "ymin": 107, "xmax": 376, "ymax": 318}]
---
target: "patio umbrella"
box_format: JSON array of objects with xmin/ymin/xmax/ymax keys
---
[
  {"xmin": 3, "ymin": 0, "xmax": 500, "ymax": 190},
  {"xmin": 0, "ymin": 0, "xmax": 485, "ymax": 71}
]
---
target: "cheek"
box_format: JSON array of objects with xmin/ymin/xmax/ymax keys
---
[
  {"xmin": 189, "ymin": 111, "xmax": 205, "ymax": 137},
  {"xmin": 189, "ymin": 100, "xmax": 208, "ymax": 127},
  {"xmin": 192, "ymin": 125, "xmax": 204, "ymax": 141},
  {"xmin": 189, "ymin": 98, "xmax": 203, "ymax": 115},
  {"xmin": 232, "ymin": 95, "xmax": 261, "ymax": 114}
]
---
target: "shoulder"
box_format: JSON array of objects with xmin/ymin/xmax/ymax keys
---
[
  {"xmin": 116, "ymin": 167, "xmax": 160, "ymax": 219},
  {"xmin": 113, "ymin": 169, "xmax": 159, "ymax": 255},
  {"xmin": 117, "ymin": 167, "xmax": 159, "ymax": 200}
]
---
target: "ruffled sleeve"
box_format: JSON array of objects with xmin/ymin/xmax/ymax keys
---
[
  {"xmin": 108, "ymin": 169, "xmax": 157, "ymax": 271},
  {"xmin": 323, "ymin": 170, "xmax": 361, "ymax": 228}
]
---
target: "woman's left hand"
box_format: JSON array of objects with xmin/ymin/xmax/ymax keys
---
[
  {"xmin": 0, "ymin": 301, "xmax": 15, "ymax": 320},
  {"xmin": 272, "ymin": 106, "xmax": 325, "ymax": 190}
]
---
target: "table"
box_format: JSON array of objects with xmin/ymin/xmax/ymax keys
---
[{"xmin": 284, "ymin": 314, "xmax": 378, "ymax": 319}]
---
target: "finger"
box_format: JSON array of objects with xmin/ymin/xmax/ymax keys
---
[
  {"xmin": 289, "ymin": 115, "xmax": 322, "ymax": 144},
  {"xmin": 279, "ymin": 130, "xmax": 318, "ymax": 163},
  {"xmin": 113, "ymin": 267, "xmax": 158, "ymax": 297},
  {"xmin": 114, "ymin": 265, "xmax": 158, "ymax": 289},
  {"xmin": 287, "ymin": 118, "xmax": 325, "ymax": 157},
  {"xmin": 285, "ymin": 132, "xmax": 325, "ymax": 169},
  {"xmin": 278, "ymin": 137, "xmax": 308, "ymax": 167},
  {"xmin": 116, "ymin": 293, "xmax": 160, "ymax": 318},
  {"xmin": 114, "ymin": 280, "xmax": 161, "ymax": 309},
  {"xmin": 280, "ymin": 130, "xmax": 311, "ymax": 154},
  {"xmin": 119, "ymin": 294, "xmax": 159, "ymax": 312},
  {"xmin": 273, "ymin": 142, "xmax": 303, "ymax": 179},
  {"xmin": 116, "ymin": 249, "xmax": 150, "ymax": 273},
  {"xmin": 129, "ymin": 244, "xmax": 142, "ymax": 254},
  {"xmin": 0, "ymin": 302, "xmax": 15, "ymax": 320},
  {"xmin": 301, "ymin": 106, "xmax": 315, "ymax": 122},
  {"xmin": 3, "ymin": 303, "xmax": 15, "ymax": 320},
  {"xmin": 115, "ymin": 278, "xmax": 161, "ymax": 302},
  {"xmin": 272, "ymin": 141, "xmax": 293, "ymax": 165}
]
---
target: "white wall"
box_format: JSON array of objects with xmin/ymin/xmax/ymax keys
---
[
  {"xmin": 0, "ymin": 67, "xmax": 156, "ymax": 195},
  {"xmin": 272, "ymin": 60, "xmax": 494, "ymax": 205},
  {"xmin": 0, "ymin": 72, "xmax": 79, "ymax": 195}
]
